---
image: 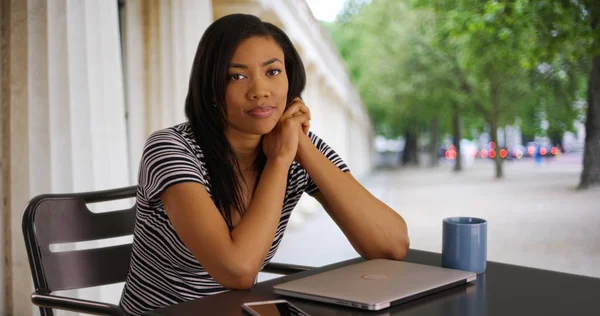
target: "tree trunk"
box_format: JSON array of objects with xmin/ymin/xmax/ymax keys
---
[
  {"xmin": 429, "ymin": 113, "xmax": 439, "ymax": 167},
  {"xmin": 554, "ymin": 138, "xmax": 565, "ymax": 153},
  {"xmin": 452, "ymin": 103, "xmax": 463, "ymax": 172},
  {"xmin": 414, "ymin": 131, "xmax": 421, "ymax": 165},
  {"xmin": 402, "ymin": 130, "xmax": 419, "ymax": 166},
  {"xmin": 490, "ymin": 76, "xmax": 503, "ymax": 179},
  {"xmin": 490, "ymin": 120, "xmax": 503, "ymax": 178},
  {"xmin": 578, "ymin": 54, "xmax": 600, "ymax": 189}
]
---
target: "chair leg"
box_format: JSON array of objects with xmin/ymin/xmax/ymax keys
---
[{"xmin": 40, "ymin": 306, "xmax": 54, "ymax": 316}]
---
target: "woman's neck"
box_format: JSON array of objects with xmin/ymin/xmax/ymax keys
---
[{"xmin": 225, "ymin": 128, "xmax": 262, "ymax": 171}]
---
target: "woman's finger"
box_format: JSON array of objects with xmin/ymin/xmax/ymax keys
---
[
  {"xmin": 288, "ymin": 98, "xmax": 311, "ymax": 119},
  {"xmin": 287, "ymin": 113, "xmax": 310, "ymax": 126},
  {"xmin": 281, "ymin": 101, "xmax": 303, "ymax": 119},
  {"xmin": 302, "ymin": 121, "xmax": 310, "ymax": 135}
]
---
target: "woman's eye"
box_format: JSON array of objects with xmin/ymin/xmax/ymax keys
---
[
  {"xmin": 229, "ymin": 74, "xmax": 246, "ymax": 80},
  {"xmin": 267, "ymin": 69, "xmax": 281, "ymax": 76}
]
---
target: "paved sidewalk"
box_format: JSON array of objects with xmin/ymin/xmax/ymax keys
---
[{"xmin": 271, "ymin": 155, "xmax": 600, "ymax": 278}]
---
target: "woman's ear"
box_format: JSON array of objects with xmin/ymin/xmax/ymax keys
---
[{"xmin": 212, "ymin": 97, "xmax": 220, "ymax": 109}]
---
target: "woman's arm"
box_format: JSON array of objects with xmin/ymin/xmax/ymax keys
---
[
  {"xmin": 296, "ymin": 134, "xmax": 410, "ymax": 261},
  {"xmin": 162, "ymin": 158, "xmax": 290, "ymax": 290}
]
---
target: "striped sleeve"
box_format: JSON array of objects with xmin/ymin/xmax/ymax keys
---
[
  {"xmin": 138, "ymin": 128, "xmax": 204, "ymax": 203},
  {"xmin": 304, "ymin": 132, "xmax": 350, "ymax": 196}
]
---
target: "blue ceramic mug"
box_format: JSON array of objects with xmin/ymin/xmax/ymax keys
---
[{"xmin": 442, "ymin": 217, "xmax": 487, "ymax": 274}]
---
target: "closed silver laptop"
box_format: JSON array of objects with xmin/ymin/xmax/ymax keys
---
[{"xmin": 273, "ymin": 259, "xmax": 477, "ymax": 311}]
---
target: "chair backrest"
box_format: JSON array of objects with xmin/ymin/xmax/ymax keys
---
[{"xmin": 22, "ymin": 186, "xmax": 137, "ymax": 305}]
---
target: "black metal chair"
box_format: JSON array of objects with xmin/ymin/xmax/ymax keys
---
[{"xmin": 22, "ymin": 185, "xmax": 313, "ymax": 316}]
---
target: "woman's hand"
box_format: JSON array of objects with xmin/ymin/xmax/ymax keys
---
[
  {"xmin": 288, "ymin": 98, "xmax": 311, "ymax": 135},
  {"xmin": 286, "ymin": 98, "xmax": 315, "ymax": 165},
  {"xmin": 262, "ymin": 98, "xmax": 311, "ymax": 165}
]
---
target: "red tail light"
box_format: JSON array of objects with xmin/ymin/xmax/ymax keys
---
[
  {"xmin": 445, "ymin": 150, "xmax": 457, "ymax": 160},
  {"xmin": 500, "ymin": 149, "xmax": 508, "ymax": 158}
]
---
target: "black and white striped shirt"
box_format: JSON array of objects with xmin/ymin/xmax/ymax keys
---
[{"xmin": 120, "ymin": 122, "xmax": 349, "ymax": 315}]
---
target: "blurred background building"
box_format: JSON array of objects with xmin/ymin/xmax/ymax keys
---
[{"xmin": 0, "ymin": 0, "xmax": 374, "ymax": 314}]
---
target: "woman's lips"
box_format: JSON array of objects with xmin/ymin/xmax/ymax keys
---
[{"xmin": 247, "ymin": 106, "xmax": 275, "ymax": 119}]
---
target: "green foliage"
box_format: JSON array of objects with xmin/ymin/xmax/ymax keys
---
[
  {"xmin": 327, "ymin": 1, "xmax": 460, "ymax": 137},
  {"xmin": 326, "ymin": 0, "xmax": 592, "ymax": 141}
]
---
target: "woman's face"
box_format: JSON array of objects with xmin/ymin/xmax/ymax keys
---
[{"xmin": 224, "ymin": 36, "xmax": 289, "ymax": 136}]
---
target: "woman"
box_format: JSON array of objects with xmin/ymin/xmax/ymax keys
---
[{"xmin": 120, "ymin": 13, "xmax": 409, "ymax": 315}]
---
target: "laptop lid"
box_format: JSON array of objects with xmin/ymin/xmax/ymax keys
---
[{"xmin": 273, "ymin": 259, "xmax": 477, "ymax": 311}]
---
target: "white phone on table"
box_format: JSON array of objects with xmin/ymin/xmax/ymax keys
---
[{"xmin": 241, "ymin": 299, "xmax": 311, "ymax": 316}]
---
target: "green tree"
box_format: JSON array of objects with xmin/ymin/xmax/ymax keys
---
[
  {"xmin": 522, "ymin": 0, "xmax": 600, "ymax": 189},
  {"xmin": 527, "ymin": 59, "xmax": 587, "ymax": 148},
  {"xmin": 327, "ymin": 0, "xmax": 468, "ymax": 167},
  {"xmin": 416, "ymin": 0, "xmax": 546, "ymax": 178},
  {"xmin": 328, "ymin": 0, "xmax": 590, "ymax": 181},
  {"xmin": 416, "ymin": 0, "xmax": 598, "ymax": 185}
]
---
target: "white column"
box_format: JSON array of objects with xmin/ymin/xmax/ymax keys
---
[
  {"xmin": 2, "ymin": 0, "xmax": 131, "ymax": 314},
  {"xmin": 313, "ymin": 79, "xmax": 328, "ymax": 141},
  {"xmin": 123, "ymin": 0, "xmax": 146, "ymax": 184},
  {"xmin": 303, "ymin": 64, "xmax": 323, "ymax": 136},
  {"xmin": 49, "ymin": 0, "xmax": 74, "ymax": 192},
  {"xmin": 65, "ymin": 1, "xmax": 131, "ymax": 310},
  {"xmin": 319, "ymin": 77, "xmax": 337, "ymax": 147},
  {"xmin": 159, "ymin": 0, "xmax": 175, "ymax": 127},
  {"xmin": 66, "ymin": 0, "xmax": 94, "ymax": 192},
  {"xmin": 0, "ymin": 0, "xmax": 5, "ymax": 311},
  {"xmin": 6, "ymin": 0, "xmax": 36, "ymax": 313},
  {"xmin": 173, "ymin": 0, "xmax": 213, "ymax": 123},
  {"xmin": 335, "ymin": 96, "xmax": 349, "ymax": 165},
  {"xmin": 83, "ymin": 0, "xmax": 129, "ymax": 192},
  {"xmin": 145, "ymin": 0, "xmax": 163, "ymax": 134},
  {"xmin": 124, "ymin": 0, "xmax": 213, "ymax": 183},
  {"xmin": 28, "ymin": 0, "xmax": 51, "ymax": 198},
  {"xmin": 213, "ymin": 0, "xmax": 263, "ymax": 19}
]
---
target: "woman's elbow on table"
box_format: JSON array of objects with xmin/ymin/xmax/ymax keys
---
[
  {"xmin": 388, "ymin": 219, "xmax": 411, "ymax": 260},
  {"xmin": 205, "ymin": 259, "xmax": 260, "ymax": 290},
  {"xmin": 215, "ymin": 267, "xmax": 257, "ymax": 290},
  {"xmin": 362, "ymin": 229, "xmax": 410, "ymax": 261},
  {"xmin": 364, "ymin": 240, "xmax": 409, "ymax": 261},
  {"xmin": 391, "ymin": 226, "xmax": 411, "ymax": 261},
  {"xmin": 221, "ymin": 276, "xmax": 256, "ymax": 290},
  {"xmin": 390, "ymin": 236, "xmax": 410, "ymax": 261}
]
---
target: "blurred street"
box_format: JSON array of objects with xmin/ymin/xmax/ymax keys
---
[{"xmin": 271, "ymin": 153, "xmax": 600, "ymax": 279}]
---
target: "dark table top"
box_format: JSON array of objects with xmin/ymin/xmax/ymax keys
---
[{"xmin": 146, "ymin": 249, "xmax": 600, "ymax": 316}]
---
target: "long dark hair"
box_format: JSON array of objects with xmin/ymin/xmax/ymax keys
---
[{"xmin": 184, "ymin": 14, "xmax": 306, "ymax": 229}]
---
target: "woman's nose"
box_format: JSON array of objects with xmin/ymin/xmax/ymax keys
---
[{"xmin": 247, "ymin": 78, "xmax": 271, "ymax": 100}]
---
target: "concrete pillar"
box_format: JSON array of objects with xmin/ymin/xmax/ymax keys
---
[
  {"xmin": 213, "ymin": 0, "xmax": 263, "ymax": 19},
  {"xmin": 1, "ymin": 0, "xmax": 130, "ymax": 314},
  {"xmin": 3, "ymin": 0, "xmax": 37, "ymax": 313},
  {"xmin": 303, "ymin": 64, "xmax": 322, "ymax": 136},
  {"xmin": 48, "ymin": 0, "xmax": 74, "ymax": 193},
  {"xmin": 122, "ymin": 0, "xmax": 146, "ymax": 184},
  {"xmin": 123, "ymin": 0, "xmax": 212, "ymax": 183},
  {"xmin": 0, "ymin": 0, "xmax": 6, "ymax": 310}
]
